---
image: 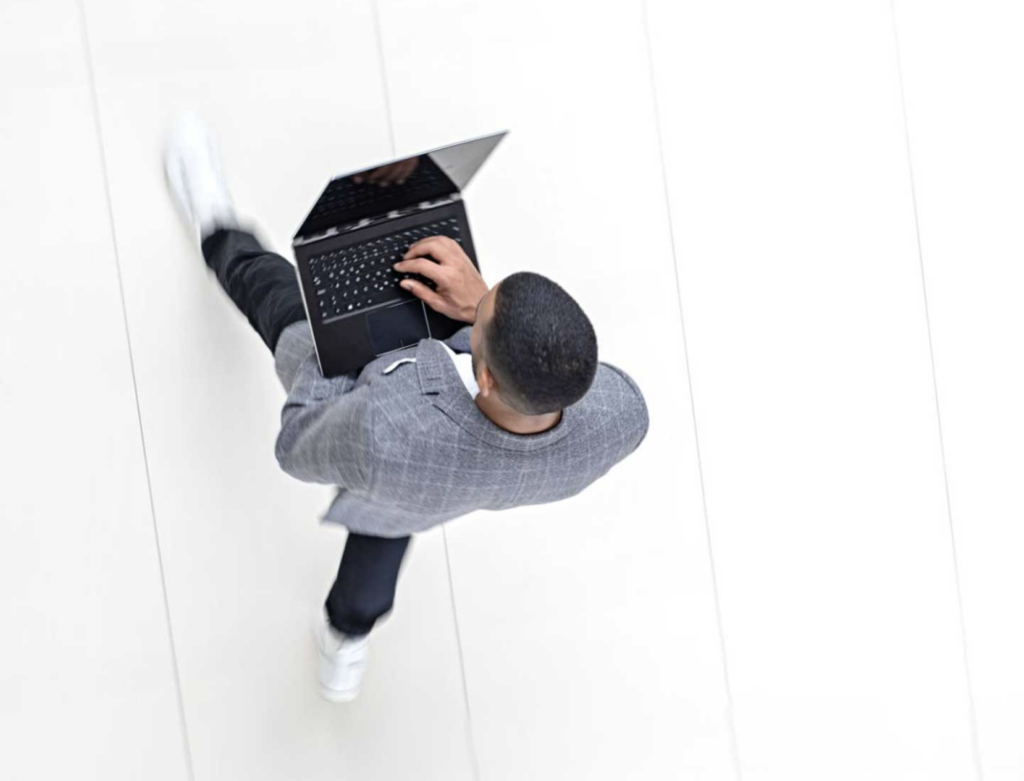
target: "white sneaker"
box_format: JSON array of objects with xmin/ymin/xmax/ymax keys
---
[
  {"xmin": 312, "ymin": 607, "xmax": 370, "ymax": 702},
  {"xmin": 163, "ymin": 111, "xmax": 238, "ymax": 245}
]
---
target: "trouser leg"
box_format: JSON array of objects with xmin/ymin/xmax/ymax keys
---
[
  {"xmin": 325, "ymin": 532, "xmax": 412, "ymax": 637},
  {"xmin": 200, "ymin": 227, "xmax": 308, "ymax": 354},
  {"xmin": 201, "ymin": 228, "xmax": 405, "ymax": 636}
]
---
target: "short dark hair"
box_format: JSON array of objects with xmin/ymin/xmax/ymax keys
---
[{"xmin": 481, "ymin": 272, "xmax": 598, "ymax": 416}]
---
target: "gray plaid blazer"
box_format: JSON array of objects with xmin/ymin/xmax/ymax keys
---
[{"xmin": 272, "ymin": 319, "xmax": 649, "ymax": 537}]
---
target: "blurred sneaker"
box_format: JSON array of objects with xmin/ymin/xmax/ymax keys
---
[
  {"xmin": 163, "ymin": 111, "xmax": 238, "ymax": 245},
  {"xmin": 312, "ymin": 606, "xmax": 369, "ymax": 702}
]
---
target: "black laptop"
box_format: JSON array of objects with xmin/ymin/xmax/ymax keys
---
[{"xmin": 292, "ymin": 131, "xmax": 507, "ymax": 378}]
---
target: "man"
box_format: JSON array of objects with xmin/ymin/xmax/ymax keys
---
[{"xmin": 163, "ymin": 112, "xmax": 649, "ymax": 703}]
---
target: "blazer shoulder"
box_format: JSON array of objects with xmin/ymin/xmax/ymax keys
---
[
  {"xmin": 600, "ymin": 362, "xmax": 649, "ymax": 454},
  {"xmin": 601, "ymin": 362, "xmax": 645, "ymax": 405}
]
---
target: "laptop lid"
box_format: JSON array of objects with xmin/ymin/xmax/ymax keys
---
[{"xmin": 294, "ymin": 130, "xmax": 508, "ymax": 244}]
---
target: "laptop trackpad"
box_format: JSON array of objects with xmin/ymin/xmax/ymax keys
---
[{"xmin": 367, "ymin": 299, "xmax": 430, "ymax": 355}]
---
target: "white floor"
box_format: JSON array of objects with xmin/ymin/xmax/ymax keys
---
[{"xmin": 1, "ymin": 0, "xmax": 1021, "ymax": 778}]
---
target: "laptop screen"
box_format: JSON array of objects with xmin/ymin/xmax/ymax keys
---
[{"xmin": 294, "ymin": 130, "xmax": 507, "ymax": 241}]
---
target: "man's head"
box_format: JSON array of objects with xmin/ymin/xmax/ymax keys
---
[{"xmin": 469, "ymin": 272, "xmax": 598, "ymax": 416}]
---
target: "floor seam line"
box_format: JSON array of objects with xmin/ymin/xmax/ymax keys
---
[
  {"xmin": 75, "ymin": 2, "xmax": 197, "ymax": 779},
  {"xmin": 888, "ymin": 2, "xmax": 985, "ymax": 778},
  {"xmin": 640, "ymin": 1, "xmax": 743, "ymax": 778},
  {"xmin": 442, "ymin": 526, "xmax": 483, "ymax": 781},
  {"xmin": 371, "ymin": 0, "xmax": 398, "ymax": 158}
]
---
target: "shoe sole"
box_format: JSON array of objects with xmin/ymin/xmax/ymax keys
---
[{"xmin": 317, "ymin": 680, "xmax": 360, "ymax": 703}]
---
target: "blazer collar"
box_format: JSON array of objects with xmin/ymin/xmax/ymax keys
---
[{"xmin": 416, "ymin": 338, "xmax": 575, "ymax": 452}]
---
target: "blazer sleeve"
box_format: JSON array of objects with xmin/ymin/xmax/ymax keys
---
[
  {"xmin": 605, "ymin": 363, "xmax": 650, "ymax": 454},
  {"xmin": 274, "ymin": 384, "xmax": 376, "ymax": 491}
]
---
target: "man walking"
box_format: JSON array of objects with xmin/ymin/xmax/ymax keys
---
[{"xmin": 164, "ymin": 112, "xmax": 649, "ymax": 702}]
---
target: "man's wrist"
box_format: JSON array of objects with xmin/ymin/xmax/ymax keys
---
[{"xmin": 463, "ymin": 287, "xmax": 488, "ymax": 324}]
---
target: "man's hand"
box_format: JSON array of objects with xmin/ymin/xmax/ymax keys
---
[{"xmin": 393, "ymin": 236, "xmax": 489, "ymax": 324}]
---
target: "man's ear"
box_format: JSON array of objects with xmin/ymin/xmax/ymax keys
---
[{"xmin": 476, "ymin": 363, "xmax": 495, "ymax": 398}]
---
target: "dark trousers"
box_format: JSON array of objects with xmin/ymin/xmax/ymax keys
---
[{"xmin": 201, "ymin": 227, "xmax": 411, "ymax": 637}]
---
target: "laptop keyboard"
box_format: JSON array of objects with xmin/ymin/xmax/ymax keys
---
[{"xmin": 310, "ymin": 216, "xmax": 463, "ymax": 324}]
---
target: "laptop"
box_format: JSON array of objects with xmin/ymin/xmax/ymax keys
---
[{"xmin": 291, "ymin": 131, "xmax": 508, "ymax": 378}]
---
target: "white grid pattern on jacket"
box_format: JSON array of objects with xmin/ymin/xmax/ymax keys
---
[{"xmin": 272, "ymin": 320, "xmax": 648, "ymax": 537}]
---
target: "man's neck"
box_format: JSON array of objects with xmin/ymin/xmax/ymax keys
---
[{"xmin": 474, "ymin": 395, "xmax": 563, "ymax": 435}]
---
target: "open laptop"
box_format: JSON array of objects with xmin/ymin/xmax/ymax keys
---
[{"xmin": 292, "ymin": 131, "xmax": 508, "ymax": 378}]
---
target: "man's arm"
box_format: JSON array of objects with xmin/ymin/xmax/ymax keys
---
[{"xmin": 274, "ymin": 386, "xmax": 375, "ymax": 491}]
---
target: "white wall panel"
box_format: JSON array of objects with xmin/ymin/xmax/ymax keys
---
[
  {"xmin": 0, "ymin": 1, "xmax": 190, "ymax": 778},
  {"xmin": 647, "ymin": 1, "xmax": 977, "ymax": 778},
  {"xmin": 894, "ymin": 1, "xmax": 1024, "ymax": 778}
]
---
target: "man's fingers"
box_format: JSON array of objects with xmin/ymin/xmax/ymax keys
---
[
  {"xmin": 403, "ymin": 236, "xmax": 461, "ymax": 264},
  {"xmin": 393, "ymin": 256, "xmax": 444, "ymax": 283},
  {"xmin": 399, "ymin": 278, "xmax": 446, "ymax": 312}
]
